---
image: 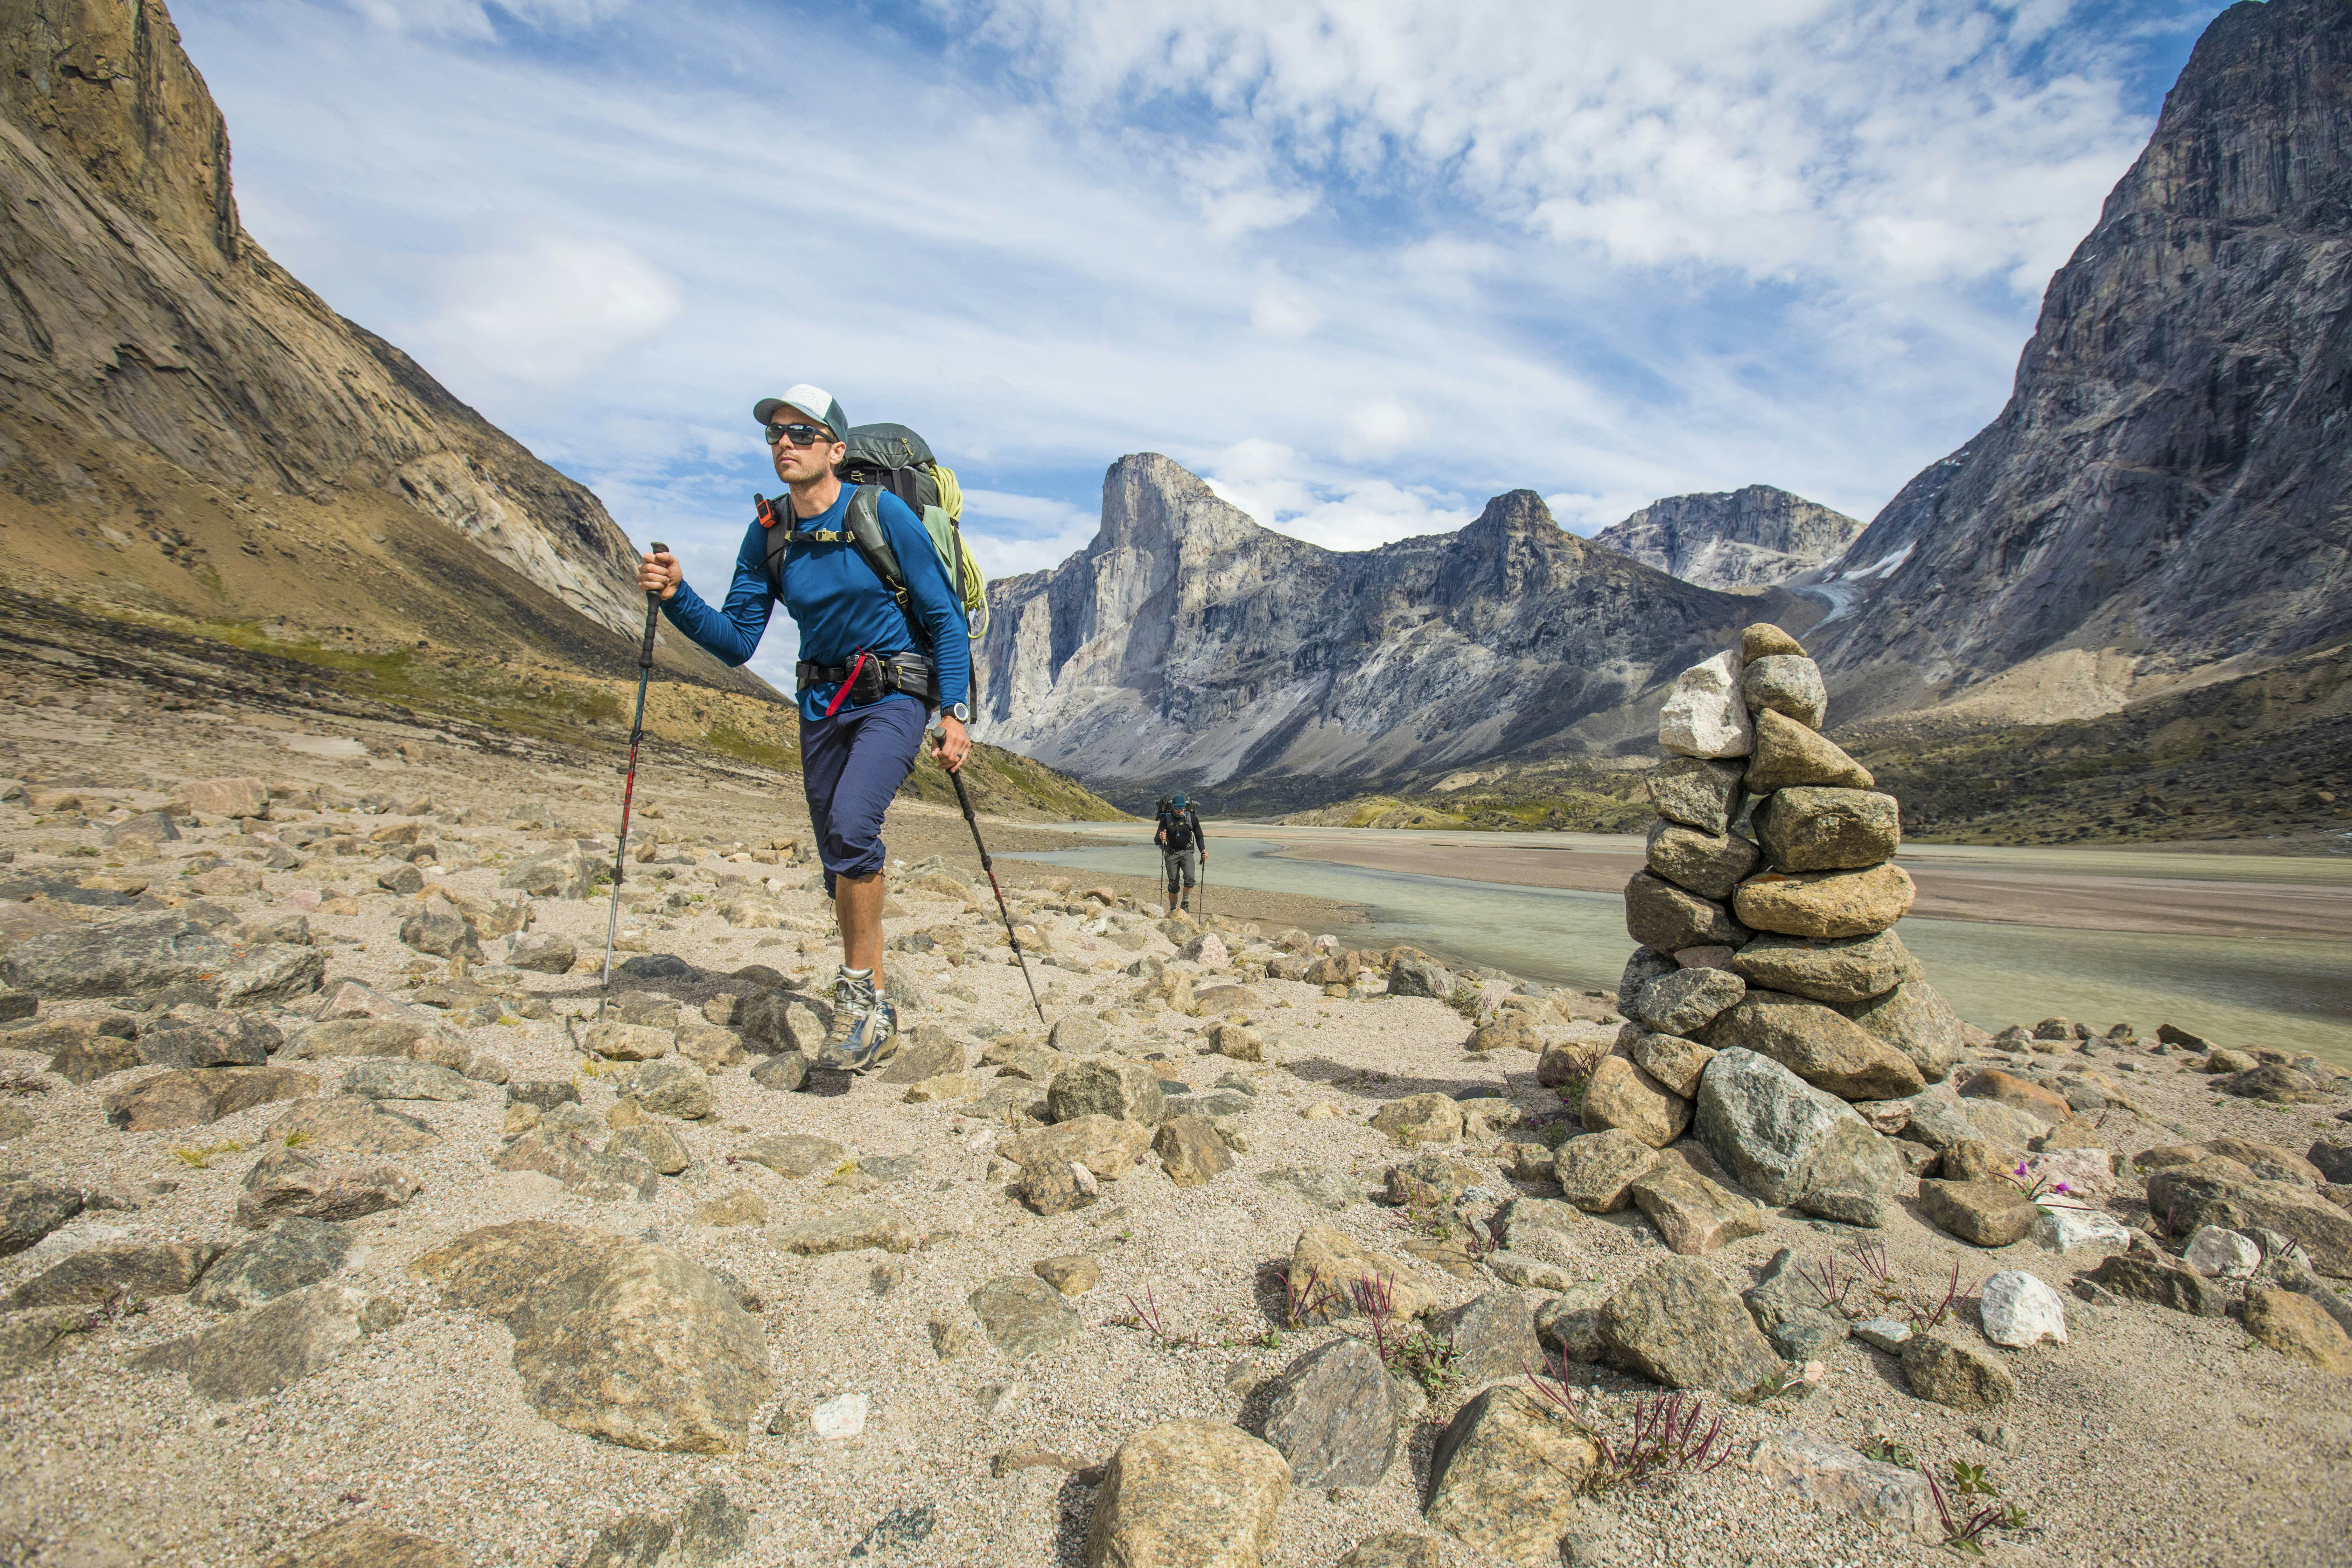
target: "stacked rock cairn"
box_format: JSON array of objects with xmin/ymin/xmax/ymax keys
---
[{"xmin": 1599, "ymin": 621, "xmax": 1974, "ymax": 1229}]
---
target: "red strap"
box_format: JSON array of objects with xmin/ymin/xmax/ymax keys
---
[{"xmin": 822, "ymin": 651, "xmax": 868, "ymax": 719}]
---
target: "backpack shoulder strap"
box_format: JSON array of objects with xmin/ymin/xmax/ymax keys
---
[{"xmin": 844, "ymin": 485, "xmax": 907, "ymax": 605}]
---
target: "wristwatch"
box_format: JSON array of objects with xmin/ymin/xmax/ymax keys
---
[{"xmin": 945, "ymin": 702, "xmax": 971, "ymax": 723}]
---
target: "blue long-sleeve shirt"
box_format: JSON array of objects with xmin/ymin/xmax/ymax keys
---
[{"xmin": 660, "ymin": 484, "xmax": 972, "ymax": 723}]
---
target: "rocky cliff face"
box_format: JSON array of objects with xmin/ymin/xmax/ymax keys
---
[
  {"xmin": 1592, "ymin": 485, "xmax": 1862, "ymax": 590},
  {"xmin": 1811, "ymin": 0, "xmax": 2352, "ymax": 720},
  {"xmin": 976, "ymin": 455, "xmax": 1801, "ymax": 802},
  {"xmin": 0, "ymin": 0, "xmax": 669, "ymax": 656}
]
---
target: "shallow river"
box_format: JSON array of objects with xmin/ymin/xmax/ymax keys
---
[{"xmin": 1012, "ymin": 826, "xmax": 2352, "ymax": 1068}]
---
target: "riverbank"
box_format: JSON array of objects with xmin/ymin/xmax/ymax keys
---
[
  {"xmin": 1013, "ymin": 827, "xmax": 2352, "ymax": 1067},
  {"xmin": 1249, "ymin": 828, "xmax": 2352, "ymax": 943}
]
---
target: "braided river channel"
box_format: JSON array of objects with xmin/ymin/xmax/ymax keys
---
[{"xmin": 1011, "ymin": 825, "xmax": 2352, "ymax": 1069}]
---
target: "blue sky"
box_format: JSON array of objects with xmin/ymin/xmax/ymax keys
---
[{"xmin": 175, "ymin": 0, "xmax": 2221, "ymax": 685}]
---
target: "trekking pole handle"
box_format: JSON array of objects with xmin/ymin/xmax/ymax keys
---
[{"xmin": 636, "ymin": 542, "xmax": 668, "ymax": 668}]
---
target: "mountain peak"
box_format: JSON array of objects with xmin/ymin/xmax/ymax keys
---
[
  {"xmin": 1591, "ymin": 484, "xmax": 1860, "ymax": 590},
  {"xmin": 0, "ymin": 0, "xmax": 240, "ymax": 267},
  {"xmin": 1813, "ymin": 0, "xmax": 2352, "ymax": 717}
]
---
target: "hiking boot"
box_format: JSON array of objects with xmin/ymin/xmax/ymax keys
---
[{"xmin": 825, "ymin": 967, "xmax": 899, "ymax": 1072}]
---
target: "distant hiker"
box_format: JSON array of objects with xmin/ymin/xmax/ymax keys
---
[
  {"xmin": 637, "ymin": 384, "xmax": 973, "ymax": 1072},
  {"xmin": 1155, "ymin": 791, "xmax": 1206, "ymax": 916}
]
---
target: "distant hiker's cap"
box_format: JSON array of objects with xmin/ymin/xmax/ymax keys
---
[{"xmin": 753, "ymin": 384, "xmax": 849, "ymax": 440}]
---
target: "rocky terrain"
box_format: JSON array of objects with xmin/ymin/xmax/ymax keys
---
[
  {"xmin": 4, "ymin": 628, "xmax": 2350, "ymax": 1568},
  {"xmin": 1591, "ymin": 488, "xmax": 1862, "ymax": 594},
  {"xmin": 976, "ymin": 463, "xmax": 1807, "ymax": 814},
  {"xmin": 1807, "ymin": 0, "xmax": 2352, "ymax": 723}
]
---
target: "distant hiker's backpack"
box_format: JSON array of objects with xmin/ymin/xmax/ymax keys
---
[
  {"xmin": 1158, "ymin": 802, "xmax": 1195, "ymax": 852},
  {"xmin": 756, "ymin": 422, "xmax": 990, "ymax": 653}
]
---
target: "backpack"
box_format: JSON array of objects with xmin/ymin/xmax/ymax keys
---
[
  {"xmin": 756, "ymin": 420, "xmax": 990, "ymax": 668},
  {"xmin": 1158, "ymin": 802, "xmax": 1195, "ymax": 853}
]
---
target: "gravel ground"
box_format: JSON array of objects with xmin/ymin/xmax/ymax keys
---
[{"xmin": 1, "ymin": 688, "xmax": 2350, "ymax": 1567}]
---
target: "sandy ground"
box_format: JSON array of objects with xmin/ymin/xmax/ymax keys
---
[
  {"xmin": 1254, "ymin": 832, "xmax": 2352, "ymax": 943},
  {"xmin": 1, "ymin": 690, "xmax": 2350, "ymax": 1568}
]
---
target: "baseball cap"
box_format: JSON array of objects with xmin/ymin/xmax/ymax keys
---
[{"xmin": 752, "ymin": 384, "xmax": 849, "ymax": 440}]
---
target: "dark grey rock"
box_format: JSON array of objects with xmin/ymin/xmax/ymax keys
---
[
  {"xmin": 749, "ymin": 1052, "xmax": 810, "ymax": 1093},
  {"xmin": 342, "ymin": 1059, "xmax": 474, "ymax": 1102},
  {"xmin": 1624, "ymin": 873, "xmax": 1747, "ymax": 954},
  {"xmin": 2309, "ymin": 1139, "xmax": 2352, "ymax": 1186},
  {"xmin": 578, "ymin": 1482, "xmax": 750, "ymax": 1568},
  {"xmin": 183, "ymin": 1282, "xmax": 372, "ymax": 1401},
  {"xmin": 734, "ymin": 992, "xmax": 799, "ymax": 1055},
  {"xmin": 1644, "ymin": 819, "xmax": 1760, "ymax": 901},
  {"xmin": 0, "ymin": 913, "xmax": 236, "ymax": 1000},
  {"xmin": 506, "ymin": 1080, "xmax": 580, "ymax": 1111},
  {"xmin": 1386, "ymin": 955, "xmax": 1454, "ymax": 999},
  {"xmin": 214, "ymin": 945, "xmax": 326, "ymax": 1009},
  {"xmin": 1741, "ymin": 655, "xmax": 1827, "ymax": 728},
  {"xmin": 1632, "ymin": 968, "xmax": 1746, "ymax": 1037},
  {"xmin": 4, "ymin": 1241, "xmax": 223, "ymax": 1309},
  {"xmin": 1534, "ymin": 1280, "xmax": 1610, "ymax": 1365},
  {"xmin": 1694, "ymin": 1047, "xmax": 1901, "ymax": 1206},
  {"xmin": 47, "ymin": 1031, "xmax": 142, "ymax": 1085},
  {"xmin": 1427, "ymin": 1290, "xmax": 1541, "ymax": 1386},
  {"xmin": 507, "ymin": 933, "xmax": 575, "ymax": 974},
  {"xmin": 190, "ymin": 1219, "xmax": 353, "ymax": 1311},
  {"xmin": 1835, "ymin": 980, "xmax": 1963, "ymax": 1083},
  {"xmin": 0, "ymin": 1180, "xmax": 84, "ymax": 1256},
  {"xmin": 1806, "ymin": 0, "xmax": 2352, "ymax": 719},
  {"xmin": 1257, "ymin": 1336, "xmax": 1398, "ymax": 1488},
  {"xmin": 1742, "ymin": 1247, "xmax": 1850, "ymax": 1360},
  {"xmin": 1617, "ymin": 947, "xmax": 1678, "ymax": 1010},
  {"xmin": 1644, "ymin": 757, "xmax": 1746, "ymax": 836},
  {"xmin": 1045, "ymin": 1058, "xmax": 1164, "ymax": 1125}
]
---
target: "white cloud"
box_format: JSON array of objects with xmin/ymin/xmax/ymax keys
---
[
  {"xmin": 346, "ymin": 0, "xmax": 631, "ymax": 37},
  {"xmin": 958, "ymin": 487, "xmax": 1100, "ymax": 577},
  {"xmin": 1248, "ymin": 280, "xmax": 1320, "ymax": 338},
  {"xmin": 429, "ymin": 234, "xmax": 682, "ymax": 387},
  {"xmin": 1202, "ymin": 441, "xmax": 1474, "ymax": 552},
  {"xmin": 174, "ymin": 0, "xmax": 2218, "ymax": 629},
  {"xmin": 941, "ymin": 0, "xmax": 2162, "ymax": 296}
]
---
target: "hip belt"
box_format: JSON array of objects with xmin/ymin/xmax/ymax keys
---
[{"xmin": 797, "ymin": 651, "xmax": 936, "ymax": 706}]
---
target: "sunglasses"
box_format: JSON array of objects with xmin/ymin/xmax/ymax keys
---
[{"xmin": 765, "ymin": 422, "xmax": 835, "ymax": 448}]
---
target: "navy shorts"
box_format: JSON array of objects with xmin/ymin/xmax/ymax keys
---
[{"xmin": 801, "ymin": 699, "xmax": 927, "ymax": 897}]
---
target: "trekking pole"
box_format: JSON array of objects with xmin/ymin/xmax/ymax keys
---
[
  {"xmin": 934, "ymin": 729, "xmax": 1046, "ymax": 1026},
  {"xmin": 599, "ymin": 542, "xmax": 667, "ymax": 1017}
]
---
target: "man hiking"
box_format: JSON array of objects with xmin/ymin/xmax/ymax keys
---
[
  {"xmin": 636, "ymin": 384, "xmax": 972, "ymax": 1071},
  {"xmin": 1155, "ymin": 791, "xmax": 1206, "ymax": 916}
]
